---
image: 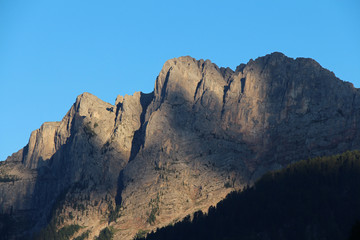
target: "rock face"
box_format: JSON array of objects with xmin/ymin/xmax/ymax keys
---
[{"xmin": 1, "ymin": 52, "xmax": 360, "ymax": 239}]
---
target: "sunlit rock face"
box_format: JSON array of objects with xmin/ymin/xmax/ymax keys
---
[{"xmin": 1, "ymin": 52, "xmax": 360, "ymax": 239}]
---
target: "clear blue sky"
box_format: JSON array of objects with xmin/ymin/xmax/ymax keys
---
[{"xmin": 1, "ymin": 0, "xmax": 359, "ymax": 161}]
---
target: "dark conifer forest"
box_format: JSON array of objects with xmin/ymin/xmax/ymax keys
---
[{"xmin": 139, "ymin": 151, "xmax": 360, "ymax": 240}]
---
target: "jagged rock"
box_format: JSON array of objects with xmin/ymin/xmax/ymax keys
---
[{"xmin": 1, "ymin": 53, "xmax": 359, "ymax": 239}]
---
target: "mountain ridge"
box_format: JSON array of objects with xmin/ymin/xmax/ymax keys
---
[{"xmin": 1, "ymin": 52, "xmax": 359, "ymax": 239}]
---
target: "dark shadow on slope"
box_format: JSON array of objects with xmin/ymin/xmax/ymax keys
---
[
  {"xmin": 240, "ymin": 77, "xmax": 246, "ymax": 93},
  {"xmin": 160, "ymin": 68, "xmax": 171, "ymax": 104},
  {"xmin": 28, "ymin": 116, "xmax": 81, "ymax": 237},
  {"xmin": 0, "ymin": 144, "xmax": 73, "ymax": 238},
  {"xmin": 129, "ymin": 92, "xmax": 154, "ymax": 162},
  {"xmin": 116, "ymin": 92, "xmax": 154, "ymax": 206},
  {"xmin": 10, "ymin": 109, "xmax": 113, "ymax": 239},
  {"xmin": 115, "ymin": 170, "xmax": 124, "ymax": 206}
]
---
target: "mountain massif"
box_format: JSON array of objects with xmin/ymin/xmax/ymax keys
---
[{"xmin": 1, "ymin": 52, "xmax": 359, "ymax": 239}]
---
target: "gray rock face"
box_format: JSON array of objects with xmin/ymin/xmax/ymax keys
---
[{"xmin": 1, "ymin": 52, "xmax": 359, "ymax": 239}]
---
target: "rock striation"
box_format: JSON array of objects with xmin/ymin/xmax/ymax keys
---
[{"xmin": 1, "ymin": 52, "xmax": 360, "ymax": 239}]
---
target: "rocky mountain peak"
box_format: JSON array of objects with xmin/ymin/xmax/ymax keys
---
[
  {"xmin": 74, "ymin": 92, "xmax": 114, "ymax": 118},
  {"xmin": 152, "ymin": 55, "xmax": 227, "ymax": 113}
]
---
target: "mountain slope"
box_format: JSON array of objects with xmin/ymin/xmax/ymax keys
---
[
  {"xmin": 0, "ymin": 52, "xmax": 359, "ymax": 239},
  {"xmin": 140, "ymin": 150, "xmax": 360, "ymax": 240}
]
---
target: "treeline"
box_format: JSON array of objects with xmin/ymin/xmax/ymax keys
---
[{"xmin": 139, "ymin": 151, "xmax": 360, "ymax": 240}]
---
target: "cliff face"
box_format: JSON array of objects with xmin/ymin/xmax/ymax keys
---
[{"xmin": 1, "ymin": 52, "xmax": 359, "ymax": 239}]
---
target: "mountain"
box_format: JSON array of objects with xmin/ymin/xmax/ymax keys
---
[
  {"xmin": 139, "ymin": 150, "xmax": 360, "ymax": 240},
  {"xmin": 1, "ymin": 52, "xmax": 359, "ymax": 239}
]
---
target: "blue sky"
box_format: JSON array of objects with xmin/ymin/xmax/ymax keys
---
[{"xmin": 1, "ymin": 0, "xmax": 359, "ymax": 160}]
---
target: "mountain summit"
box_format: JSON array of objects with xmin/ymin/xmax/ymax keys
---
[{"xmin": 1, "ymin": 53, "xmax": 359, "ymax": 239}]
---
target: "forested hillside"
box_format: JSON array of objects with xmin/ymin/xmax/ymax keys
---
[{"xmin": 140, "ymin": 151, "xmax": 360, "ymax": 240}]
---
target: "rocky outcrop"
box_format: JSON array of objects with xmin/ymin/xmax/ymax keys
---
[{"xmin": 1, "ymin": 52, "xmax": 359, "ymax": 239}]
